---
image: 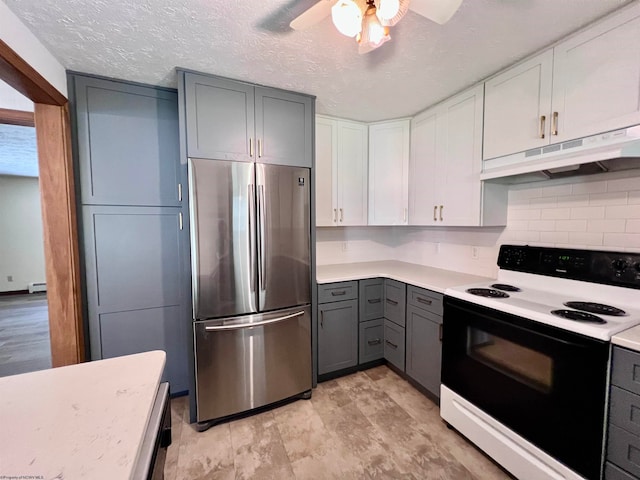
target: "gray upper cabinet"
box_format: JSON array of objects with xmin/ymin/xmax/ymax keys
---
[
  {"xmin": 185, "ymin": 73, "xmax": 254, "ymax": 162},
  {"xmin": 255, "ymin": 87, "xmax": 313, "ymax": 168},
  {"xmin": 73, "ymin": 75, "xmax": 180, "ymax": 207},
  {"xmin": 182, "ymin": 71, "xmax": 313, "ymax": 168}
]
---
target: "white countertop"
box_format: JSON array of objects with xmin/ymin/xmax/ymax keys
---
[
  {"xmin": 0, "ymin": 350, "xmax": 166, "ymax": 480},
  {"xmin": 317, "ymin": 260, "xmax": 491, "ymax": 294},
  {"xmin": 612, "ymin": 325, "xmax": 640, "ymax": 352}
]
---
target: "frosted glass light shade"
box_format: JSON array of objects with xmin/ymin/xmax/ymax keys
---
[
  {"xmin": 376, "ymin": 0, "xmax": 410, "ymax": 27},
  {"xmin": 357, "ymin": 5, "xmax": 390, "ymax": 54},
  {"xmin": 331, "ymin": 0, "xmax": 363, "ymax": 38},
  {"xmin": 375, "ymin": 0, "xmax": 399, "ymax": 20}
]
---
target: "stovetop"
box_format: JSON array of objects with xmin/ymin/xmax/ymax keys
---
[{"xmin": 445, "ymin": 245, "xmax": 640, "ymax": 341}]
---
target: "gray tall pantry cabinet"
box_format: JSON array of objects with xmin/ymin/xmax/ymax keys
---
[{"xmin": 69, "ymin": 74, "xmax": 190, "ymax": 393}]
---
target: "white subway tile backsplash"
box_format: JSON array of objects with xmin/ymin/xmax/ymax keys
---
[
  {"xmin": 542, "ymin": 184, "xmax": 572, "ymax": 197},
  {"xmin": 556, "ymin": 194, "xmax": 589, "ymax": 207},
  {"xmin": 541, "ymin": 208, "xmax": 571, "ymax": 220},
  {"xmin": 588, "ymin": 192, "xmax": 628, "ymax": 206},
  {"xmin": 568, "ymin": 232, "xmax": 603, "ymax": 246},
  {"xmin": 627, "ymin": 220, "xmax": 640, "ymax": 233},
  {"xmin": 628, "ymin": 191, "xmax": 640, "ymax": 205},
  {"xmin": 572, "ymin": 180, "xmax": 607, "ymax": 195},
  {"xmin": 570, "ymin": 206, "xmax": 605, "ymax": 219},
  {"xmin": 529, "ymin": 197, "xmax": 557, "ymax": 208},
  {"xmin": 540, "ymin": 231, "xmax": 569, "ymax": 244},
  {"xmin": 509, "ymin": 187, "xmax": 543, "ymax": 202},
  {"xmin": 562, "ymin": 220, "xmax": 588, "ymax": 232},
  {"xmin": 603, "ymin": 233, "xmax": 640, "ymax": 248},
  {"xmin": 587, "ymin": 219, "xmax": 626, "ymax": 233},
  {"xmin": 606, "ymin": 205, "xmax": 640, "ymax": 219},
  {"xmin": 528, "ymin": 220, "xmax": 556, "ymax": 232},
  {"xmin": 508, "ymin": 220, "xmax": 529, "ymax": 231},
  {"xmin": 508, "ymin": 209, "xmax": 541, "ymax": 221},
  {"xmin": 607, "ymin": 177, "xmax": 640, "ymax": 193}
]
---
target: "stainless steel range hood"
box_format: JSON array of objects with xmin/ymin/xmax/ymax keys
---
[{"xmin": 481, "ymin": 125, "xmax": 640, "ymax": 184}]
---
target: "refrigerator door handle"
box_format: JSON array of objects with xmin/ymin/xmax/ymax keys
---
[
  {"xmin": 248, "ymin": 184, "xmax": 256, "ymax": 293},
  {"xmin": 204, "ymin": 310, "xmax": 305, "ymax": 331},
  {"xmin": 257, "ymin": 184, "xmax": 266, "ymax": 292}
]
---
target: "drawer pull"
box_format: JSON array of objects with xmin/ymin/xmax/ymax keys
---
[
  {"xmin": 367, "ymin": 298, "xmax": 381, "ymax": 304},
  {"xmin": 386, "ymin": 298, "xmax": 398, "ymax": 306},
  {"xmin": 331, "ymin": 290, "xmax": 347, "ymax": 296},
  {"xmin": 368, "ymin": 339, "xmax": 382, "ymax": 346},
  {"xmin": 385, "ymin": 340, "xmax": 398, "ymax": 349},
  {"xmin": 416, "ymin": 297, "xmax": 432, "ymax": 306}
]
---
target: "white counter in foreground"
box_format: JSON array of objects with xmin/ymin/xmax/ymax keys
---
[
  {"xmin": 612, "ymin": 325, "xmax": 640, "ymax": 352},
  {"xmin": 0, "ymin": 350, "xmax": 166, "ymax": 480},
  {"xmin": 317, "ymin": 260, "xmax": 491, "ymax": 294}
]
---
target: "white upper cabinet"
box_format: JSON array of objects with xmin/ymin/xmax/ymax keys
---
[
  {"xmin": 483, "ymin": 50, "xmax": 553, "ymax": 160},
  {"xmin": 368, "ymin": 119, "xmax": 410, "ymax": 226},
  {"xmin": 552, "ymin": 5, "xmax": 640, "ymax": 143},
  {"xmin": 411, "ymin": 85, "xmax": 504, "ymax": 226},
  {"xmin": 315, "ymin": 116, "xmax": 368, "ymax": 226},
  {"xmin": 484, "ymin": 2, "xmax": 640, "ymax": 161}
]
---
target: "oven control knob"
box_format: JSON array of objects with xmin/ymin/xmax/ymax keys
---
[{"xmin": 612, "ymin": 259, "xmax": 629, "ymax": 272}]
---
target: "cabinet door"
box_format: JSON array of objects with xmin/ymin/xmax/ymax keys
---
[
  {"xmin": 552, "ymin": 5, "xmax": 640, "ymax": 143},
  {"xmin": 368, "ymin": 119, "xmax": 410, "ymax": 225},
  {"xmin": 255, "ymin": 87, "xmax": 313, "ymax": 168},
  {"xmin": 483, "ymin": 50, "xmax": 553, "ymax": 160},
  {"xmin": 409, "ymin": 108, "xmax": 438, "ymax": 225},
  {"xmin": 384, "ymin": 319, "xmax": 405, "ymax": 371},
  {"xmin": 82, "ymin": 206, "xmax": 189, "ymax": 393},
  {"xmin": 73, "ymin": 76, "xmax": 180, "ymax": 206},
  {"xmin": 317, "ymin": 299, "xmax": 358, "ymax": 375},
  {"xmin": 315, "ymin": 116, "xmax": 337, "ymax": 226},
  {"xmin": 405, "ymin": 306, "xmax": 442, "ymax": 398},
  {"xmin": 437, "ymin": 85, "xmax": 484, "ymax": 226},
  {"xmin": 337, "ymin": 120, "xmax": 368, "ymax": 225},
  {"xmin": 359, "ymin": 318, "xmax": 384, "ymax": 364},
  {"xmin": 185, "ymin": 73, "xmax": 254, "ymax": 162}
]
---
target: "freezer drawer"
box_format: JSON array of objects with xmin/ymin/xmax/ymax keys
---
[{"xmin": 194, "ymin": 305, "xmax": 312, "ymax": 422}]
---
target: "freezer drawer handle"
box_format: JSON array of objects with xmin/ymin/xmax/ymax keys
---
[
  {"xmin": 386, "ymin": 298, "xmax": 398, "ymax": 306},
  {"xmin": 204, "ymin": 310, "xmax": 305, "ymax": 331},
  {"xmin": 331, "ymin": 290, "xmax": 347, "ymax": 296},
  {"xmin": 385, "ymin": 340, "xmax": 398, "ymax": 349},
  {"xmin": 367, "ymin": 298, "xmax": 381, "ymax": 304},
  {"xmin": 416, "ymin": 297, "xmax": 432, "ymax": 306},
  {"xmin": 368, "ymin": 339, "xmax": 382, "ymax": 346}
]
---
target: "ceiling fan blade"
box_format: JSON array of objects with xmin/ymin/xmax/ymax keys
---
[
  {"xmin": 409, "ymin": 0, "xmax": 463, "ymax": 25},
  {"xmin": 290, "ymin": 0, "xmax": 335, "ymax": 30}
]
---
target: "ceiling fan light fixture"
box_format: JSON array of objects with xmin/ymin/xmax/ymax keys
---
[
  {"xmin": 357, "ymin": 3, "xmax": 390, "ymax": 54},
  {"xmin": 331, "ymin": 0, "xmax": 363, "ymax": 37},
  {"xmin": 375, "ymin": 0, "xmax": 400, "ymax": 20},
  {"xmin": 377, "ymin": 0, "xmax": 410, "ymax": 26}
]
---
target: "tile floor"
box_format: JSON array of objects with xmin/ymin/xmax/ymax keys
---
[{"xmin": 165, "ymin": 365, "xmax": 512, "ymax": 480}]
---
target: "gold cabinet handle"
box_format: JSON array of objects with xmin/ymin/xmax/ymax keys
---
[
  {"xmin": 333, "ymin": 208, "xmax": 337, "ymax": 223},
  {"xmin": 249, "ymin": 138, "xmax": 254, "ymax": 157},
  {"xmin": 439, "ymin": 205, "xmax": 444, "ymax": 221},
  {"xmin": 258, "ymin": 138, "xmax": 263, "ymax": 157},
  {"xmin": 433, "ymin": 205, "xmax": 437, "ymax": 222},
  {"xmin": 340, "ymin": 208, "xmax": 344, "ymax": 222},
  {"xmin": 539, "ymin": 115, "xmax": 546, "ymax": 139},
  {"xmin": 552, "ymin": 112, "xmax": 558, "ymax": 136}
]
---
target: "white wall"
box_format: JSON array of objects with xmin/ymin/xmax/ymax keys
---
[
  {"xmin": 0, "ymin": 79, "xmax": 33, "ymax": 111},
  {"xmin": 0, "ymin": 0, "xmax": 67, "ymax": 98},
  {"xmin": 316, "ymin": 170, "xmax": 640, "ymax": 279},
  {"xmin": 0, "ymin": 175, "xmax": 46, "ymax": 291}
]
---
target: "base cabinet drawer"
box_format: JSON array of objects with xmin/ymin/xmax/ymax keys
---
[
  {"xmin": 384, "ymin": 319, "xmax": 405, "ymax": 371},
  {"xmin": 407, "ymin": 285, "xmax": 443, "ymax": 316},
  {"xmin": 318, "ymin": 281, "xmax": 358, "ymax": 304},
  {"xmin": 606, "ymin": 462, "xmax": 638, "ymax": 480},
  {"xmin": 359, "ymin": 279, "xmax": 383, "ymax": 322},
  {"xmin": 384, "ymin": 279, "xmax": 406, "ymax": 327},
  {"xmin": 613, "ymin": 347, "xmax": 640, "ymax": 397},
  {"xmin": 359, "ymin": 319, "xmax": 384, "ymax": 364},
  {"xmin": 611, "ymin": 386, "xmax": 640, "ymax": 438},
  {"xmin": 608, "ymin": 424, "xmax": 640, "ymax": 478}
]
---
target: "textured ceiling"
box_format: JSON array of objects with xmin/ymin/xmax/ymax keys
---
[{"xmin": 2, "ymin": 0, "xmax": 634, "ymax": 121}]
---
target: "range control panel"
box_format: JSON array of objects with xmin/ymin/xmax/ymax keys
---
[{"xmin": 498, "ymin": 245, "xmax": 640, "ymax": 290}]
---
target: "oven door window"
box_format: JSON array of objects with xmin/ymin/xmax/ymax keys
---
[{"xmin": 467, "ymin": 328, "xmax": 553, "ymax": 393}]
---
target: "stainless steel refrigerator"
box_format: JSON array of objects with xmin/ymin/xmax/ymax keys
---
[{"xmin": 188, "ymin": 158, "xmax": 312, "ymax": 425}]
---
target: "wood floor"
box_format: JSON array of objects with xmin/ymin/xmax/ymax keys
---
[
  {"xmin": 0, "ymin": 293, "xmax": 51, "ymax": 377},
  {"xmin": 165, "ymin": 365, "xmax": 513, "ymax": 480}
]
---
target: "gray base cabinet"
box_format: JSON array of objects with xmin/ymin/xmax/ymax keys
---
[
  {"xmin": 607, "ymin": 347, "xmax": 640, "ymax": 479},
  {"xmin": 359, "ymin": 278, "xmax": 383, "ymax": 321},
  {"xmin": 359, "ymin": 319, "xmax": 384, "ymax": 364},
  {"xmin": 318, "ymin": 282, "xmax": 358, "ymax": 375},
  {"xmin": 383, "ymin": 319, "xmax": 405, "ymax": 371},
  {"xmin": 70, "ymin": 74, "xmax": 190, "ymax": 393}
]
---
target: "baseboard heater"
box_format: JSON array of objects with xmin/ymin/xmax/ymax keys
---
[{"xmin": 28, "ymin": 282, "xmax": 47, "ymax": 293}]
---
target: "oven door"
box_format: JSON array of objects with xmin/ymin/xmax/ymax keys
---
[{"xmin": 442, "ymin": 297, "xmax": 609, "ymax": 480}]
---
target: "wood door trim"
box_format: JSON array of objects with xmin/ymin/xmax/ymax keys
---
[
  {"xmin": 0, "ymin": 107, "xmax": 35, "ymax": 126},
  {"xmin": 0, "ymin": 39, "xmax": 66, "ymax": 106},
  {"xmin": 1, "ymin": 37, "xmax": 85, "ymax": 366}
]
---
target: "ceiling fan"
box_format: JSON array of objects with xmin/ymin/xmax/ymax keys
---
[{"xmin": 290, "ymin": 0, "xmax": 464, "ymax": 54}]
